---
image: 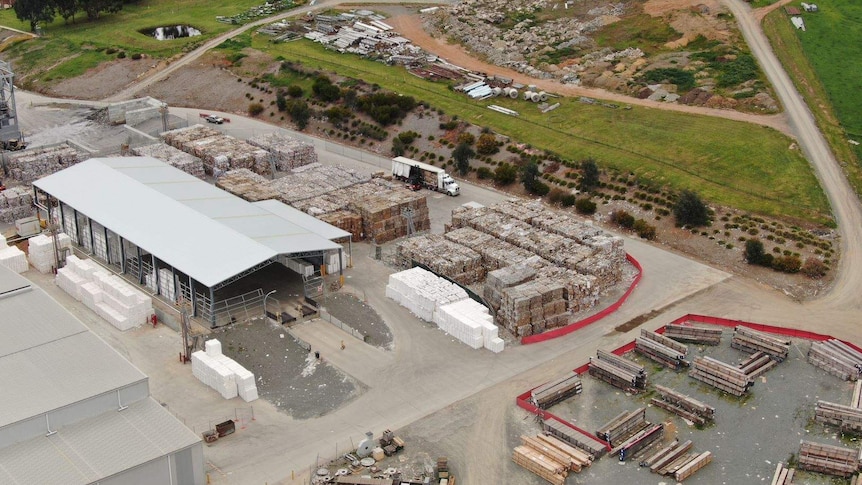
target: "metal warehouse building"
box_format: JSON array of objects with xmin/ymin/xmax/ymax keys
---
[
  {"xmin": 0, "ymin": 265, "xmax": 204, "ymax": 484},
  {"xmin": 33, "ymin": 157, "xmax": 351, "ymax": 327}
]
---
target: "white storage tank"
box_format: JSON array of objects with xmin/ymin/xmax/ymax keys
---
[
  {"xmin": 523, "ymin": 90, "xmax": 534, "ymax": 101},
  {"xmin": 538, "ymin": 91, "xmax": 549, "ymax": 101}
]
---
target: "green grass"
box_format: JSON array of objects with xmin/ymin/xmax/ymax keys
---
[
  {"xmin": 258, "ymin": 37, "xmax": 830, "ymax": 223},
  {"xmin": 593, "ymin": 14, "xmax": 682, "ymax": 55},
  {"xmin": 763, "ymin": 7, "xmax": 862, "ymax": 197}
]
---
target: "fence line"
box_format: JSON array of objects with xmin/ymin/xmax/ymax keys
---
[{"xmin": 319, "ymin": 309, "xmax": 365, "ymax": 342}]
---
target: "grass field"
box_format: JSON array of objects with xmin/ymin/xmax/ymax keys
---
[
  {"xmin": 255, "ymin": 36, "xmax": 830, "ymax": 223},
  {"xmin": 762, "ymin": 5, "xmax": 862, "ymax": 196}
]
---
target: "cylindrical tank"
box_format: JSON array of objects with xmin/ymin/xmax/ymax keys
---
[
  {"xmin": 492, "ymin": 87, "xmax": 503, "ymax": 97},
  {"xmin": 508, "ymin": 88, "xmax": 519, "ymax": 99},
  {"xmin": 530, "ymin": 92, "xmax": 541, "ymax": 102},
  {"xmin": 538, "ymin": 91, "xmax": 549, "ymax": 101},
  {"xmin": 523, "ymin": 91, "xmax": 534, "ymax": 101}
]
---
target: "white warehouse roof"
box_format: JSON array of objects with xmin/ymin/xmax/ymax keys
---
[
  {"xmin": 34, "ymin": 157, "xmax": 343, "ymax": 288},
  {"xmin": 253, "ymin": 199, "xmax": 350, "ymax": 240}
]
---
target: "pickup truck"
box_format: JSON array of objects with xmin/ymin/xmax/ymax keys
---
[{"xmin": 205, "ymin": 115, "xmax": 224, "ymax": 124}]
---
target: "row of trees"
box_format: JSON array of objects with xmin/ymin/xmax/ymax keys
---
[{"xmin": 15, "ymin": 0, "xmax": 131, "ymax": 31}]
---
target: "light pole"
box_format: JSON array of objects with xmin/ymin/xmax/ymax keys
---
[{"xmin": 263, "ymin": 290, "xmax": 277, "ymax": 323}]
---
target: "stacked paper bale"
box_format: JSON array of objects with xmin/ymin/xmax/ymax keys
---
[
  {"xmin": 435, "ymin": 298, "xmax": 504, "ymax": 352},
  {"xmin": 352, "ymin": 189, "xmax": 430, "ymax": 244},
  {"xmin": 484, "ymin": 256, "xmax": 545, "ymax": 313},
  {"xmin": 291, "ymin": 178, "xmax": 387, "ymax": 215},
  {"xmin": 247, "ymin": 132, "xmax": 318, "ymax": 170},
  {"xmin": 0, "ymin": 245, "xmax": 28, "ymax": 273},
  {"xmin": 319, "ymin": 211, "xmax": 363, "ymax": 240},
  {"xmin": 56, "ymin": 255, "xmax": 153, "ymax": 331},
  {"xmin": 191, "ymin": 339, "xmax": 258, "ymax": 401},
  {"xmin": 0, "ymin": 186, "xmax": 35, "ymax": 223},
  {"xmin": 444, "ymin": 227, "xmax": 539, "ymax": 271},
  {"xmin": 4, "ymin": 143, "xmax": 80, "ymax": 183},
  {"xmin": 270, "ymin": 163, "xmax": 371, "ymax": 204},
  {"xmin": 131, "ymin": 142, "xmax": 205, "ymax": 178},
  {"xmin": 498, "ymin": 277, "xmax": 568, "ymax": 337},
  {"xmin": 215, "ymin": 169, "xmax": 280, "ymax": 202},
  {"xmin": 26, "ymin": 233, "xmax": 72, "ymax": 273},
  {"xmin": 163, "ymin": 125, "xmax": 271, "ymax": 176},
  {"xmin": 396, "ymin": 234, "xmax": 484, "ymax": 285}
]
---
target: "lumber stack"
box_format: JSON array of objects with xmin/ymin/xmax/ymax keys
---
[
  {"xmin": 674, "ymin": 451, "xmax": 712, "ymax": 481},
  {"xmin": 536, "ymin": 434, "xmax": 593, "ymax": 468},
  {"xmin": 815, "ymin": 400, "xmax": 862, "ymax": 434},
  {"xmin": 542, "ymin": 416, "xmax": 607, "ymax": 458},
  {"xmin": 396, "ymin": 234, "xmax": 484, "ymax": 285},
  {"xmin": 690, "ymin": 356, "xmax": 754, "ymax": 396},
  {"xmin": 596, "ymin": 408, "xmax": 648, "ymax": 447},
  {"xmin": 616, "ymin": 423, "xmax": 664, "ymax": 461},
  {"xmin": 854, "ymin": 380, "xmax": 862, "ymax": 409},
  {"xmin": 652, "ymin": 384, "xmax": 715, "ymax": 426},
  {"xmin": 512, "ymin": 445, "xmax": 566, "ymax": 485},
  {"xmin": 643, "ymin": 439, "xmax": 712, "ymax": 481},
  {"xmin": 770, "ymin": 462, "xmax": 795, "ymax": 485},
  {"xmin": 530, "ymin": 372, "xmax": 582, "ymax": 409},
  {"xmin": 732, "ymin": 326, "xmax": 790, "ymax": 361},
  {"xmin": 636, "ymin": 329, "xmax": 689, "ymax": 369},
  {"xmin": 738, "ymin": 351, "xmax": 778, "ymax": 378},
  {"xmin": 797, "ymin": 441, "xmax": 861, "ymax": 477},
  {"xmin": 663, "ymin": 324, "xmax": 722, "ymax": 345},
  {"xmin": 589, "ymin": 349, "xmax": 647, "ymax": 390},
  {"xmin": 808, "ymin": 339, "xmax": 862, "ymax": 381},
  {"xmin": 520, "ymin": 435, "xmax": 591, "ymax": 472}
]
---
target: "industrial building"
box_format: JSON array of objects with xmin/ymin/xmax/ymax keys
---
[
  {"xmin": 32, "ymin": 156, "xmax": 351, "ymax": 327},
  {"xmin": 0, "ymin": 264, "xmax": 204, "ymax": 484}
]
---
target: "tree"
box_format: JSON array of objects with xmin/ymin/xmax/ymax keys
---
[
  {"xmin": 574, "ymin": 198, "xmax": 597, "ymax": 215},
  {"xmin": 14, "ymin": 0, "xmax": 54, "ymax": 32},
  {"xmin": 53, "ymin": 0, "xmax": 79, "ymax": 23},
  {"xmin": 286, "ymin": 84, "xmax": 303, "ymax": 98},
  {"xmin": 494, "ymin": 164, "xmax": 517, "ymax": 185},
  {"xmin": 580, "ymin": 158, "xmax": 600, "ymax": 192},
  {"xmin": 276, "ymin": 90, "xmax": 287, "ymax": 112},
  {"xmin": 673, "ymin": 190, "xmax": 710, "ymax": 227},
  {"xmin": 744, "ymin": 238, "xmax": 766, "ymax": 265},
  {"xmin": 452, "ymin": 142, "xmax": 474, "ymax": 176},
  {"xmin": 521, "ymin": 160, "xmax": 540, "ymax": 192},
  {"xmin": 476, "ymin": 133, "xmax": 499, "ymax": 155},
  {"xmin": 286, "ymin": 99, "xmax": 310, "ymax": 130},
  {"xmin": 391, "ymin": 136, "xmax": 405, "ymax": 157},
  {"xmin": 77, "ymin": 0, "xmax": 123, "ymax": 20}
]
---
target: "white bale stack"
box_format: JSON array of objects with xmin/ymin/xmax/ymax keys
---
[
  {"xmin": 158, "ymin": 268, "xmax": 176, "ymax": 301},
  {"xmin": 27, "ymin": 233, "xmax": 72, "ymax": 273},
  {"xmin": 435, "ymin": 298, "xmax": 501, "ymax": 352},
  {"xmin": 0, "ymin": 233, "xmax": 6, "ymax": 246},
  {"xmin": 0, "ymin": 245, "xmax": 28, "ymax": 273},
  {"xmin": 191, "ymin": 339, "xmax": 258, "ymax": 401}
]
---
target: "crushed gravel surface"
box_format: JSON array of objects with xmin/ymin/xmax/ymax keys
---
[{"xmin": 320, "ymin": 292, "xmax": 393, "ymax": 350}]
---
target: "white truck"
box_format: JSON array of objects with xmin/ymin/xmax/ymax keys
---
[{"xmin": 391, "ymin": 156, "xmax": 460, "ymax": 196}]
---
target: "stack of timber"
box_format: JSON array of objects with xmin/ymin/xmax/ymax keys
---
[
  {"xmin": 770, "ymin": 462, "xmax": 796, "ymax": 485},
  {"xmin": 542, "ymin": 416, "xmax": 607, "ymax": 458},
  {"xmin": 215, "ymin": 169, "xmax": 280, "ymax": 201},
  {"xmin": 854, "ymin": 380, "xmax": 862, "ymax": 409},
  {"xmin": 589, "ymin": 349, "xmax": 647, "ymax": 391},
  {"xmin": 395, "ymin": 235, "xmax": 484, "ymax": 285},
  {"xmin": 512, "ymin": 445, "xmax": 566, "ymax": 485},
  {"xmin": 815, "ymin": 401, "xmax": 862, "ymax": 434},
  {"xmin": 643, "ymin": 439, "xmax": 712, "ymax": 481},
  {"xmin": 636, "ymin": 329, "xmax": 689, "ymax": 369},
  {"xmin": 651, "ymin": 385, "xmax": 715, "ymax": 426},
  {"xmin": 536, "ymin": 434, "xmax": 593, "ymax": 468},
  {"xmin": 732, "ymin": 326, "xmax": 790, "ymax": 361},
  {"xmin": 663, "ymin": 324, "xmax": 722, "ymax": 345},
  {"xmin": 246, "ymin": 132, "xmax": 317, "ymax": 171},
  {"xmin": 131, "ymin": 143, "xmax": 205, "ymax": 178},
  {"xmin": 738, "ymin": 351, "xmax": 778, "ymax": 378},
  {"xmin": 520, "ymin": 435, "xmax": 590, "ymax": 472},
  {"xmin": 690, "ymin": 356, "xmax": 754, "ymax": 396},
  {"xmin": 808, "ymin": 339, "xmax": 862, "ymax": 381},
  {"xmin": 797, "ymin": 441, "xmax": 861, "ymax": 477},
  {"xmin": 4, "ymin": 143, "xmax": 81, "ymax": 183},
  {"xmin": 530, "ymin": 372, "xmax": 582, "ymax": 409},
  {"xmin": 616, "ymin": 423, "xmax": 664, "ymax": 461},
  {"xmin": 596, "ymin": 408, "xmax": 648, "ymax": 447}
]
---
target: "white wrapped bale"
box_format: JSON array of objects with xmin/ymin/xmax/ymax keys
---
[
  {"xmin": 190, "ymin": 349, "xmax": 257, "ymax": 401},
  {"xmin": 0, "ymin": 246, "xmax": 28, "ymax": 273},
  {"xmin": 205, "ymin": 339, "xmax": 223, "ymax": 357},
  {"xmin": 27, "ymin": 233, "xmax": 72, "ymax": 274}
]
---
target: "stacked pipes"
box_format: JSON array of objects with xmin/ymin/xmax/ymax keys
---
[
  {"xmin": 770, "ymin": 462, "xmax": 796, "ymax": 485},
  {"xmin": 798, "ymin": 441, "xmax": 861, "ymax": 477},
  {"xmin": 641, "ymin": 439, "xmax": 712, "ymax": 480},
  {"xmin": 738, "ymin": 351, "xmax": 778, "ymax": 378},
  {"xmin": 815, "ymin": 400, "xmax": 862, "ymax": 434},
  {"xmin": 636, "ymin": 329, "xmax": 689, "ymax": 369},
  {"xmin": 651, "ymin": 385, "xmax": 715, "ymax": 426},
  {"xmin": 542, "ymin": 417, "xmax": 607, "ymax": 458},
  {"xmin": 808, "ymin": 339, "xmax": 862, "ymax": 381},
  {"xmin": 663, "ymin": 323, "xmax": 722, "ymax": 345},
  {"xmin": 530, "ymin": 372, "xmax": 582, "ymax": 409},
  {"xmin": 589, "ymin": 349, "xmax": 647, "ymax": 391},
  {"xmin": 690, "ymin": 356, "xmax": 754, "ymax": 396},
  {"xmin": 731, "ymin": 326, "xmax": 790, "ymax": 361}
]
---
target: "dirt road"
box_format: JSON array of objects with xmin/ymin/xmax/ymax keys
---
[{"xmin": 384, "ymin": 13, "xmax": 793, "ymax": 136}]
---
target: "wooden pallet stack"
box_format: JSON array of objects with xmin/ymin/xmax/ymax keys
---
[
  {"xmin": 530, "ymin": 372, "xmax": 583, "ymax": 409},
  {"xmin": 663, "ymin": 324, "xmax": 722, "ymax": 345},
  {"xmin": 636, "ymin": 329, "xmax": 689, "ymax": 369},
  {"xmin": 815, "ymin": 400, "xmax": 862, "ymax": 434},
  {"xmin": 732, "ymin": 326, "xmax": 790, "ymax": 361},
  {"xmin": 690, "ymin": 356, "xmax": 754, "ymax": 396},
  {"xmin": 640, "ymin": 439, "xmax": 712, "ymax": 480},
  {"xmin": 651, "ymin": 384, "xmax": 715, "ymax": 426},
  {"xmin": 542, "ymin": 417, "xmax": 607, "ymax": 458},
  {"xmin": 589, "ymin": 350, "xmax": 647, "ymax": 391},
  {"xmin": 770, "ymin": 462, "xmax": 795, "ymax": 484},
  {"xmin": 512, "ymin": 445, "xmax": 566, "ymax": 485},
  {"xmin": 808, "ymin": 339, "xmax": 862, "ymax": 381},
  {"xmin": 798, "ymin": 441, "xmax": 861, "ymax": 477},
  {"xmin": 616, "ymin": 423, "xmax": 664, "ymax": 461},
  {"xmin": 596, "ymin": 408, "xmax": 648, "ymax": 447},
  {"xmin": 519, "ymin": 435, "xmax": 591, "ymax": 473},
  {"xmin": 738, "ymin": 351, "xmax": 778, "ymax": 378}
]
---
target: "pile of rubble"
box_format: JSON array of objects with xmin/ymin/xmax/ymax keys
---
[
  {"xmin": 131, "ymin": 142, "xmax": 206, "ymax": 178},
  {"xmin": 3, "ymin": 143, "xmax": 81, "ymax": 183},
  {"xmin": 162, "ymin": 125, "xmax": 271, "ymax": 176},
  {"xmin": 246, "ymin": 132, "xmax": 317, "ymax": 171}
]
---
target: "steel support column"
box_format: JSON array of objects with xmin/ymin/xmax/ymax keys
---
[
  {"xmin": 103, "ymin": 226, "xmax": 110, "ymax": 264},
  {"xmin": 119, "ymin": 237, "xmax": 126, "ymax": 274},
  {"xmin": 137, "ymin": 246, "xmax": 143, "ymax": 284},
  {"xmin": 153, "ymin": 254, "xmax": 159, "ymax": 295},
  {"xmin": 189, "ymin": 275, "xmax": 196, "ymax": 317},
  {"xmin": 88, "ymin": 217, "xmax": 95, "ymax": 256},
  {"xmin": 209, "ymin": 286, "xmax": 216, "ymax": 327},
  {"xmin": 74, "ymin": 209, "xmax": 82, "ymax": 247}
]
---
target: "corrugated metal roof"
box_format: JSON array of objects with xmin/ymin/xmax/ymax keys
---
[
  {"xmin": 254, "ymin": 199, "xmax": 350, "ymax": 240},
  {"xmin": 0, "ymin": 282, "xmax": 87, "ymax": 358},
  {"xmin": 0, "ymin": 398, "xmax": 200, "ymax": 485},
  {"xmin": 0, "ymin": 263, "xmax": 31, "ymax": 295}
]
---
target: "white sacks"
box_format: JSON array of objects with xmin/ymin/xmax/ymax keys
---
[
  {"xmin": 192, "ymin": 339, "xmax": 258, "ymax": 402},
  {"xmin": 56, "ymin": 255, "xmax": 153, "ymax": 331},
  {"xmin": 0, "ymin": 245, "xmax": 28, "ymax": 273},
  {"xmin": 27, "ymin": 233, "xmax": 72, "ymax": 273},
  {"xmin": 386, "ymin": 267, "xmax": 504, "ymax": 353}
]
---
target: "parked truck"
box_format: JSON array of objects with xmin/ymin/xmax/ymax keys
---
[{"xmin": 391, "ymin": 156, "xmax": 460, "ymax": 196}]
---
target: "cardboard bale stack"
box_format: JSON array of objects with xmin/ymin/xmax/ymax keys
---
[
  {"xmin": 270, "ymin": 163, "xmax": 371, "ymax": 204},
  {"xmin": 163, "ymin": 125, "xmax": 270, "ymax": 176},
  {"xmin": 191, "ymin": 339, "xmax": 258, "ymax": 401},
  {"xmin": 162, "ymin": 124, "xmax": 221, "ymax": 149},
  {"xmin": 352, "ymin": 189, "xmax": 429, "ymax": 244},
  {"xmin": 247, "ymin": 132, "xmax": 318, "ymax": 171},
  {"xmin": 0, "ymin": 186, "xmax": 35, "ymax": 223},
  {"xmin": 215, "ymin": 169, "xmax": 280, "ymax": 201},
  {"xmin": 27, "ymin": 233, "xmax": 72, "ymax": 273},
  {"xmin": 484, "ymin": 256, "xmax": 545, "ymax": 314},
  {"xmin": 131, "ymin": 142, "xmax": 205, "ymax": 178},
  {"xmin": 4, "ymin": 143, "xmax": 81, "ymax": 183},
  {"xmin": 535, "ymin": 265, "xmax": 599, "ymax": 313},
  {"xmin": 445, "ymin": 227, "xmax": 539, "ymax": 271},
  {"xmin": 319, "ymin": 211, "xmax": 363, "ymax": 240},
  {"xmin": 395, "ymin": 234, "xmax": 484, "ymax": 285},
  {"xmin": 497, "ymin": 277, "xmax": 568, "ymax": 337}
]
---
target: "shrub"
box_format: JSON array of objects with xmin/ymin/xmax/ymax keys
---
[
  {"xmin": 744, "ymin": 238, "xmax": 766, "ymax": 265},
  {"xmin": 476, "ymin": 167, "xmax": 493, "ymax": 179},
  {"xmin": 801, "ymin": 257, "xmax": 827, "ymax": 278},
  {"xmin": 531, "ymin": 181, "xmax": 550, "ymax": 196},
  {"xmin": 561, "ymin": 194, "xmax": 577, "ymax": 207},
  {"xmin": 105, "ymin": 47, "xmax": 117, "ymax": 54},
  {"xmin": 457, "ymin": 132, "xmax": 476, "ymax": 145},
  {"xmin": 610, "ymin": 210, "xmax": 635, "ymax": 229},
  {"xmin": 548, "ymin": 188, "xmax": 567, "ymax": 205},
  {"xmin": 131, "ymin": 53, "xmax": 142, "ymax": 60},
  {"xmin": 633, "ymin": 219, "xmax": 657, "ymax": 240},
  {"xmin": 117, "ymin": 51, "xmax": 126, "ymax": 59},
  {"xmin": 580, "ymin": 158, "xmax": 600, "ymax": 192},
  {"xmin": 673, "ymin": 190, "xmax": 710, "ymax": 227},
  {"xmin": 494, "ymin": 164, "xmax": 518, "ymax": 185},
  {"xmin": 397, "ymin": 131, "xmax": 420, "ymax": 145},
  {"xmin": 248, "ymin": 102, "xmax": 264, "ymax": 116},
  {"xmin": 574, "ymin": 198, "xmax": 597, "ymax": 215},
  {"xmin": 287, "ymin": 85, "xmax": 304, "ymax": 98},
  {"xmin": 771, "ymin": 255, "xmax": 802, "ymax": 273},
  {"xmin": 476, "ymin": 133, "xmax": 499, "ymax": 155}
]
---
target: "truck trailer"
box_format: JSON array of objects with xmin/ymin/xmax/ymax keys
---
[{"xmin": 391, "ymin": 156, "xmax": 460, "ymax": 196}]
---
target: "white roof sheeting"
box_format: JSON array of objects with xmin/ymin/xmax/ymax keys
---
[{"xmin": 253, "ymin": 199, "xmax": 350, "ymax": 241}]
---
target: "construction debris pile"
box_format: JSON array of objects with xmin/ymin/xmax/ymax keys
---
[
  {"xmin": 131, "ymin": 142, "xmax": 206, "ymax": 178},
  {"xmin": 215, "ymin": 169, "xmax": 280, "ymax": 201},
  {"xmin": 162, "ymin": 125, "xmax": 272, "ymax": 176},
  {"xmin": 690, "ymin": 356, "xmax": 754, "ymax": 396},
  {"xmin": 246, "ymin": 132, "xmax": 317, "ymax": 171},
  {"xmin": 27, "ymin": 232, "xmax": 72, "ymax": 273},
  {"xmin": 640, "ymin": 439, "xmax": 713, "ymax": 481},
  {"xmin": 663, "ymin": 323, "xmax": 722, "ymax": 345},
  {"xmin": 304, "ymin": 12, "xmax": 425, "ymax": 63},
  {"xmin": 0, "ymin": 233, "xmax": 27, "ymax": 273},
  {"xmin": 529, "ymin": 371, "xmax": 582, "ymax": 409},
  {"xmin": 797, "ymin": 440, "xmax": 861, "ymax": 477},
  {"xmin": 635, "ymin": 329, "xmax": 689, "ymax": 369},
  {"xmin": 192, "ymin": 339, "xmax": 259, "ymax": 402},
  {"xmin": 513, "ymin": 433, "xmax": 593, "ymax": 485},
  {"xmin": 0, "ymin": 186, "xmax": 34, "ymax": 223},
  {"xmin": 651, "ymin": 385, "xmax": 715, "ymax": 426},
  {"xmin": 542, "ymin": 416, "xmax": 607, "ymax": 459},
  {"xmin": 731, "ymin": 326, "xmax": 790, "ymax": 360},
  {"xmin": 56, "ymin": 255, "xmax": 153, "ymax": 331},
  {"xmin": 385, "ymin": 267, "xmax": 504, "ymax": 352},
  {"xmin": 3, "ymin": 143, "xmax": 81, "ymax": 183},
  {"xmin": 589, "ymin": 349, "xmax": 647, "ymax": 392},
  {"xmin": 808, "ymin": 339, "xmax": 862, "ymax": 381}
]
